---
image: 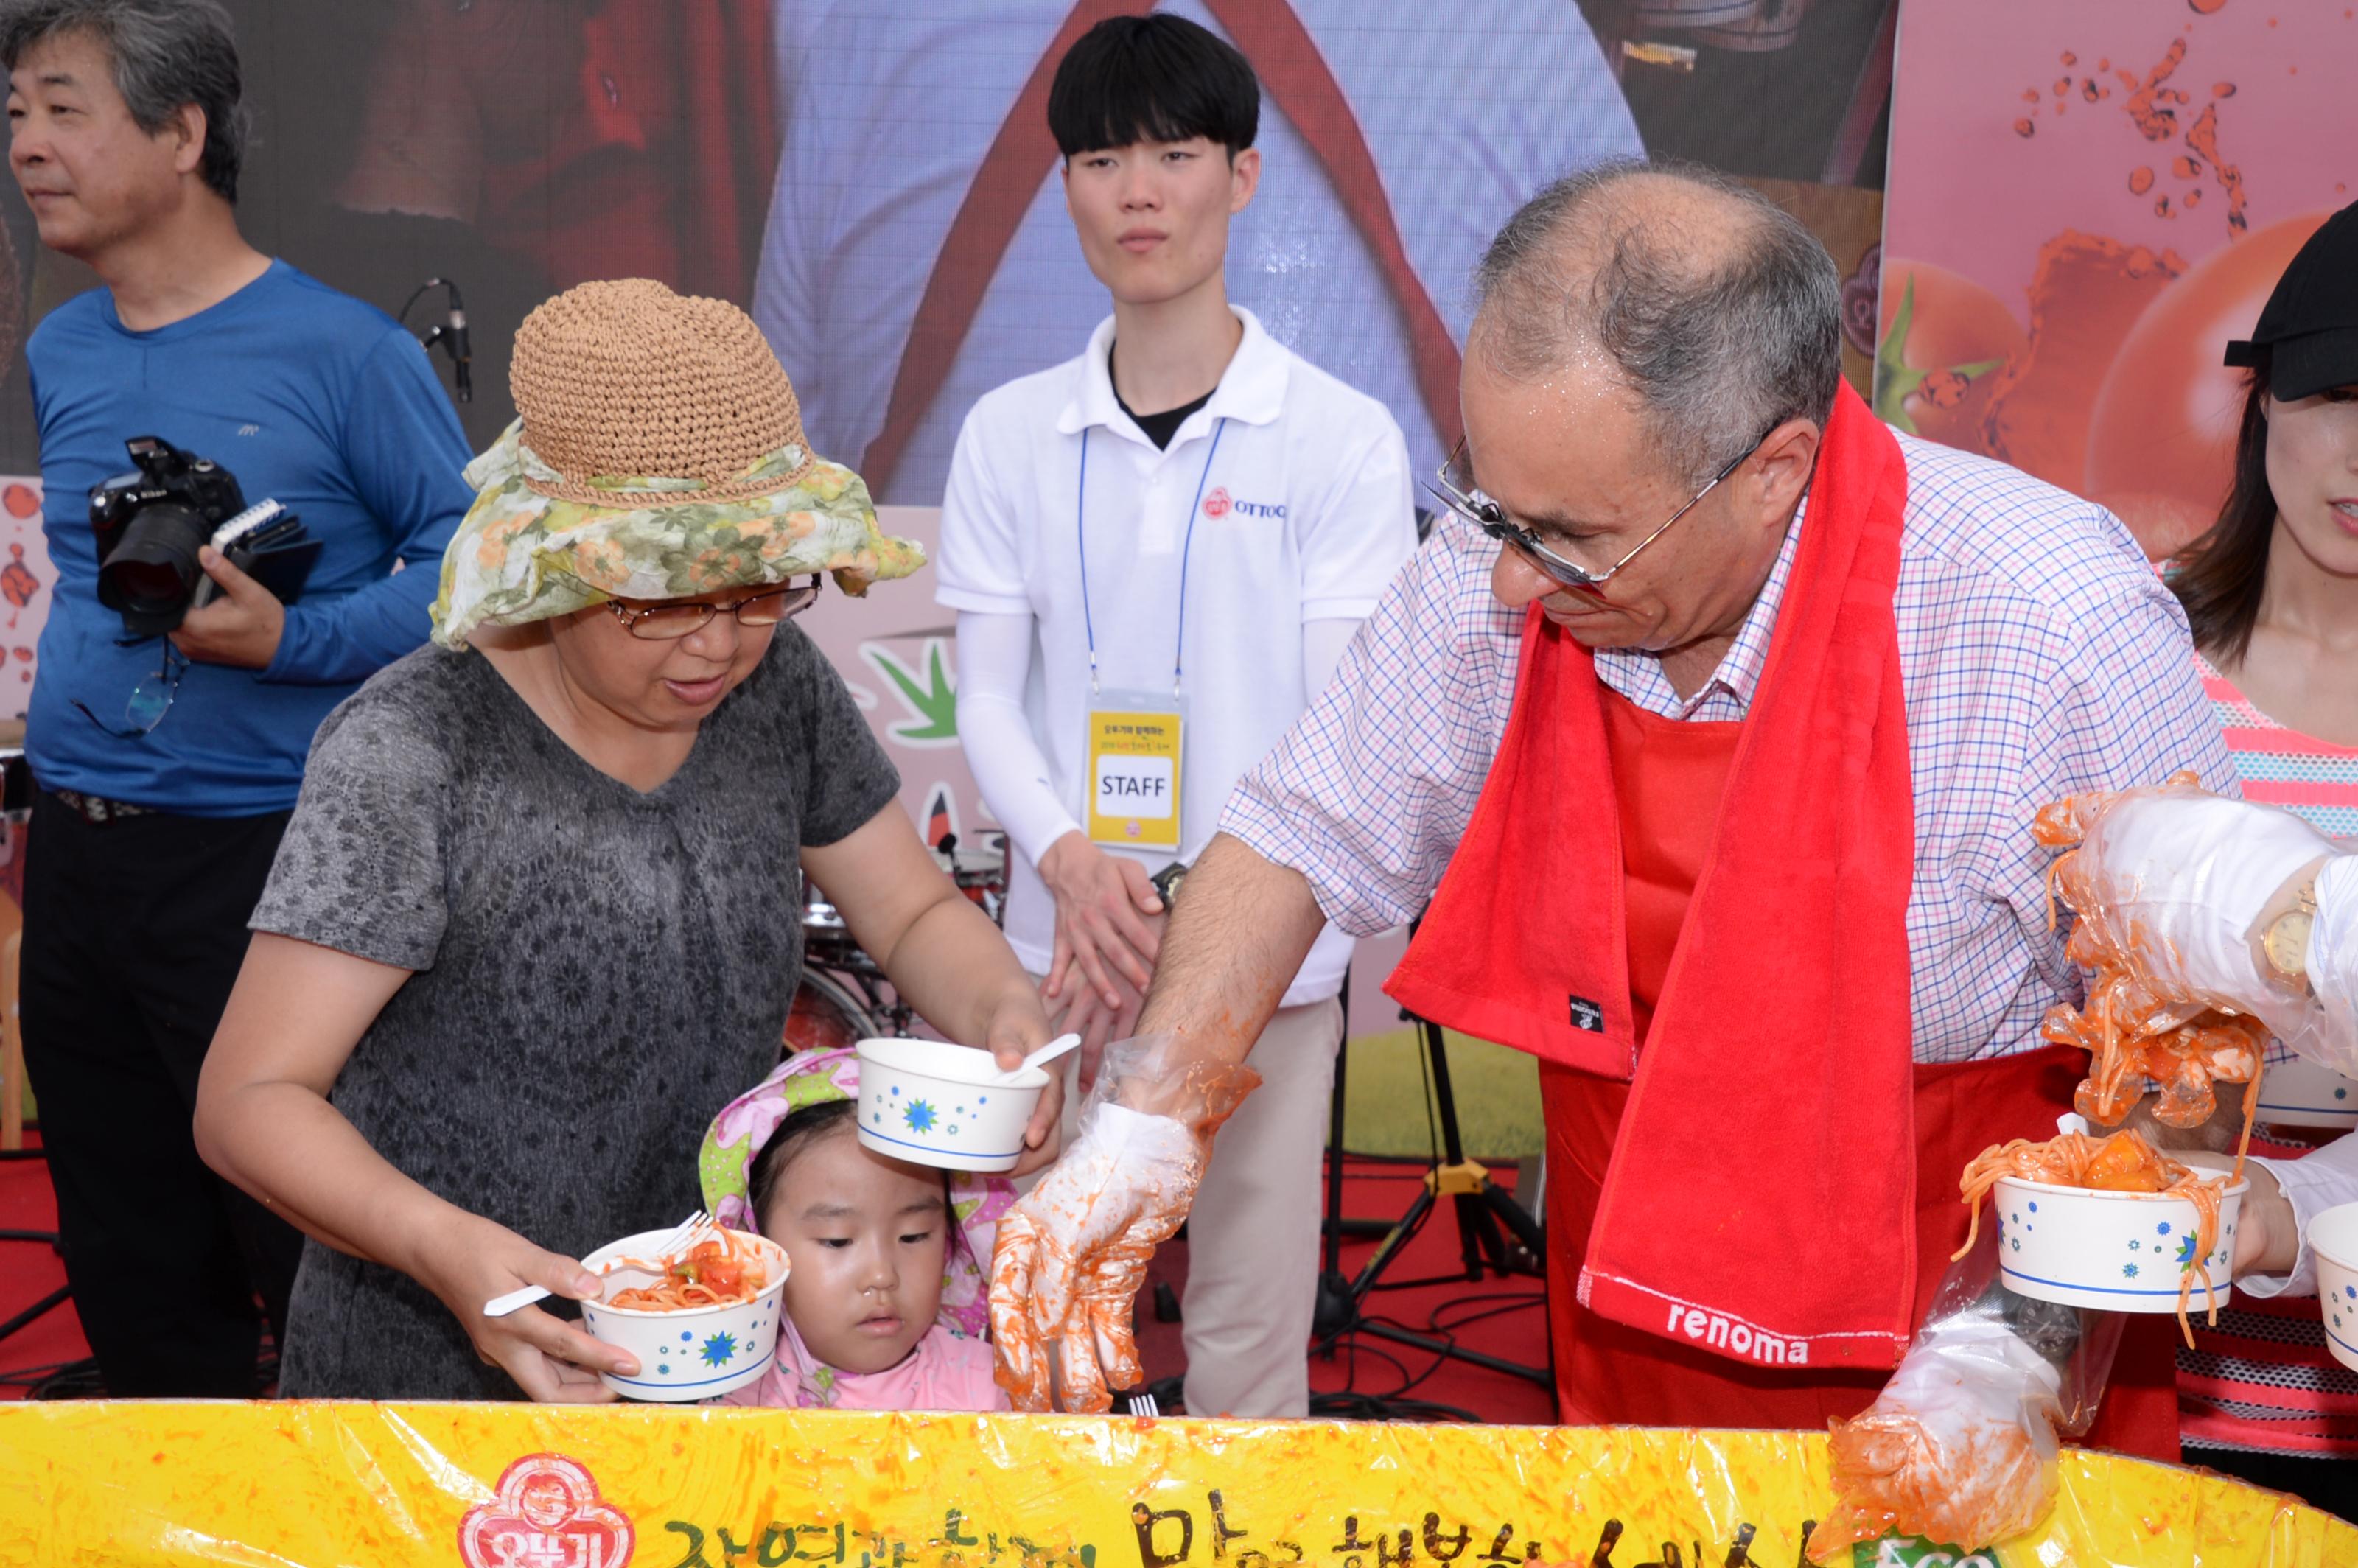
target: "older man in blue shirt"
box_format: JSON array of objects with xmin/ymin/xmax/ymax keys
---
[{"xmin": 4, "ymin": 0, "xmax": 469, "ymax": 1395}]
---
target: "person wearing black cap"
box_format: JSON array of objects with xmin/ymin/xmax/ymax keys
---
[{"xmin": 2166, "ymin": 200, "xmax": 2358, "ymax": 1519}]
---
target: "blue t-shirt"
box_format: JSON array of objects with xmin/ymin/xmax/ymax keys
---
[{"xmin": 25, "ymin": 260, "xmax": 473, "ymax": 816}]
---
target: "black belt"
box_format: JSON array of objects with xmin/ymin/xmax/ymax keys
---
[{"xmin": 49, "ymin": 788, "xmax": 153, "ymax": 825}]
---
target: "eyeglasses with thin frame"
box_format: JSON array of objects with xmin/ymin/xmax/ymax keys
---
[
  {"xmin": 604, "ymin": 577, "xmax": 821, "ymax": 641},
  {"xmin": 74, "ymin": 640, "xmax": 188, "ymax": 739},
  {"xmin": 1421, "ymin": 430, "xmax": 1770, "ymax": 595}
]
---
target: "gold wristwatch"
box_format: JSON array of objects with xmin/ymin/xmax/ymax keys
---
[{"xmin": 2263, "ymin": 875, "xmax": 2320, "ymax": 989}]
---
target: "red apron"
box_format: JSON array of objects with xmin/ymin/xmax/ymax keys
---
[{"xmin": 1537, "ymin": 689, "xmax": 2182, "ymax": 1456}]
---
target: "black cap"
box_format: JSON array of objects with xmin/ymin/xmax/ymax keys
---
[{"xmin": 2223, "ymin": 200, "xmax": 2358, "ymax": 401}]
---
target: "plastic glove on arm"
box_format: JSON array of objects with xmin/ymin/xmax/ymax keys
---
[
  {"xmin": 2035, "ymin": 773, "xmax": 2346, "ymax": 1121},
  {"xmin": 989, "ymin": 1034, "xmax": 1258, "ymax": 1412}
]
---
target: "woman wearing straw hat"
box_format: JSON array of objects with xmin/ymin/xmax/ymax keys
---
[{"xmin": 192, "ymin": 279, "xmax": 1062, "ymax": 1401}]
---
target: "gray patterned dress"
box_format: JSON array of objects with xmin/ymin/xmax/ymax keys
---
[{"xmin": 250, "ymin": 626, "xmax": 898, "ymax": 1398}]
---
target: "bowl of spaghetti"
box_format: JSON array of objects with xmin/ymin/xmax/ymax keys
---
[
  {"xmin": 578, "ymin": 1227, "xmax": 788, "ymax": 1401},
  {"xmin": 1962, "ymin": 1130, "xmax": 2243, "ymax": 1336}
]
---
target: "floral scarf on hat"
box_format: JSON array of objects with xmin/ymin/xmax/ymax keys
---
[
  {"xmin": 698, "ymin": 1049, "xmax": 1012, "ymax": 1347},
  {"xmin": 431, "ymin": 421, "xmax": 926, "ymax": 650}
]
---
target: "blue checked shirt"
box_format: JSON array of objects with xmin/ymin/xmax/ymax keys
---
[{"xmin": 1222, "ymin": 434, "xmax": 2236, "ymax": 1064}]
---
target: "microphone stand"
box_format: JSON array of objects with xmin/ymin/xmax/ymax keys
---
[{"xmin": 400, "ymin": 276, "xmax": 473, "ymax": 403}]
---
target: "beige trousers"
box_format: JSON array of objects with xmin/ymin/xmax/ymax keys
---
[{"xmin": 1042, "ymin": 993, "xmax": 1345, "ymax": 1419}]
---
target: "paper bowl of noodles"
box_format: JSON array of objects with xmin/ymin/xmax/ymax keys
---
[
  {"xmin": 1990, "ymin": 1172, "xmax": 2245, "ymax": 1315},
  {"xmin": 2309, "ymin": 1203, "xmax": 2358, "ymax": 1373},
  {"xmin": 577, "ymin": 1227, "xmax": 788, "ymax": 1401}
]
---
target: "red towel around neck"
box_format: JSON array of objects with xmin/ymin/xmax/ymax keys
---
[{"xmin": 1387, "ymin": 381, "xmax": 1919, "ymax": 1370}]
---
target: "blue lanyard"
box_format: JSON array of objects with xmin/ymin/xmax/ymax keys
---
[{"xmin": 1076, "ymin": 416, "xmax": 1227, "ymax": 697}]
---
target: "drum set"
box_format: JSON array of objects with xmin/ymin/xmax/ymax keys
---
[{"xmin": 787, "ymin": 831, "xmax": 1008, "ymax": 1055}]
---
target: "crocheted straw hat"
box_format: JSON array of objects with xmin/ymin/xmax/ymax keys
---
[
  {"xmin": 430, "ymin": 280, "xmax": 924, "ymax": 649},
  {"xmin": 509, "ymin": 278, "xmax": 816, "ymax": 505}
]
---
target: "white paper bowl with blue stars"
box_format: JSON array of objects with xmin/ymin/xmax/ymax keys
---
[
  {"xmin": 1993, "ymin": 1174, "xmax": 2245, "ymax": 1313},
  {"xmin": 2309, "ymin": 1203, "xmax": 2358, "ymax": 1373},
  {"xmin": 2256, "ymin": 1057, "xmax": 2358, "ymax": 1131},
  {"xmin": 577, "ymin": 1228, "xmax": 788, "ymax": 1401},
  {"xmin": 854, "ymin": 1036, "xmax": 1045, "ymax": 1172}
]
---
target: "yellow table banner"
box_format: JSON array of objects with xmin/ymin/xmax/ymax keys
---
[{"xmin": 1, "ymin": 1403, "xmax": 2351, "ymax": 1568}]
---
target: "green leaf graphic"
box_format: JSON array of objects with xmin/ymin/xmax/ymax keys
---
[{"xmin": 863, "ymin": 638, "xmax": 959, "ymax": 747}]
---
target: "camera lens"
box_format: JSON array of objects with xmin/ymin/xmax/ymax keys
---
[{"xmin": 97, "ymin": 501, "xmax": 210, "ymax": 619}]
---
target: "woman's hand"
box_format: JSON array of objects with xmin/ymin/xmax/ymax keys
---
[
  {"xmin": 1038, "ymin": 832, "xmax": 1164, "ymax": 1011},
  {"xmin": 406, "ymin": 1214, "xmax": 637, "ymax": 1404},
  {"xmin": 810, "ymin": 803, "xmax": 1080, "ymax": 1174},
  {"xmin": 976, "ymin": 979, "xmax": 1065, "ymax": 1173}
]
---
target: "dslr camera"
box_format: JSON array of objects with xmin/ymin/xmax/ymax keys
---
[{"xmin": 88, "ymin": 436, "xmax": 318, "ymax": 638}]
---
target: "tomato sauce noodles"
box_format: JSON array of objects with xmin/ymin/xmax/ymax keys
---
[
  {"xmin": 604, "ymin": 1230, "xmax": 770, "ymax": 1311},
  {"xmin": 1956, "ymin": 1130, "xmax": 2226, "ymax": 1344}
]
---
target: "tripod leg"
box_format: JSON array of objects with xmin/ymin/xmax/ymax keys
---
[
  {"xmin": 1322, "ymin": 1012, "xmax": 1348, "ymax": 1279},
  {"xmin": 0, "ymin": 1282, "xmax": 69, "ymax": 1345},
  {"xmin": 1354, "ymin": 1319, "xmax": 1553, "ymax": 1389},
  {"xmin": 1480, "ymin": 1178, "xmax": 1547, "ymax": 1260},
  {"xmin": 1462, "ymin": 1189, "xmax": 1513, "ymax": 1275},
  {"xmin": 1346, "ymin": 1185, "xmax": 1434, "ymax": 1303}
]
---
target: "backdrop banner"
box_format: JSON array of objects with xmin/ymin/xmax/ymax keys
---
[
  {"xmin": 1878, "ymin": 1, "xmax": 2358, "ymax": 560},
  {"xmin": 1, "ymin": 1401, "xmax": 2351, "ymax": 1568}
]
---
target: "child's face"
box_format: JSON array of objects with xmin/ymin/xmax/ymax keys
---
[
  {"xmin": 1061, "ymin": 136, "xmax": 1260, "ymax": 308},
  {"xmin": 758, "ymin": 1127, "xmax": 949, "ymax": 1376}
]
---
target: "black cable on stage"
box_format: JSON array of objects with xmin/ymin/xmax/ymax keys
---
[{"xmin": 1426, "ymin": 1293, "xmax": 1545, "ymax": 1333}]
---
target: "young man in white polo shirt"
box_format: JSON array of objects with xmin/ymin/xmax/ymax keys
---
[{"xmin": 936, "ymin": 14, "xmax": 1416, "ymax": 1419}]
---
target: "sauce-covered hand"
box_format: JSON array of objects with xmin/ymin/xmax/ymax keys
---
[
  {"xmin": 2050, "ymin": 782, "xmax": 2333, "ymax": 1010},
  {"xmin": 987, "ymin": 1035, "xmax": 1259, "ymax": 1412},
  {"xmin": 989, "ymin": 1102, "xmax": 1200, "ymax": 1412}
]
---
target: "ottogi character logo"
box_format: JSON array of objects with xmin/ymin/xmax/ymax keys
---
[
  {"xmin": 1203, "ymin": 486, "xmax": 1287, "ymax": 520},
  {"xmin": 459, "ymin": 1453, "xmax": 634, "ymax": 1568}
]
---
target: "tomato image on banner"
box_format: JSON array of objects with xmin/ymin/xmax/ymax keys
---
[
  {"xmin": 1880, "ymin": 1, "xmax": 2357, "ymax": 559},
  {"xmin": 1872, "ymin": 261, "xmax": 2028, "ymax": 447}
]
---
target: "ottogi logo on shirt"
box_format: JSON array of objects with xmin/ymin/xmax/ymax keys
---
[{"xmin": 1203, "ymin": 486, "xmax": 1287, "ymax": 521}]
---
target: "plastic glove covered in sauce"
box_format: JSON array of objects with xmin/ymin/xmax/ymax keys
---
[{"xmin": 988, "ymin": 1034, "xmax": 1256, "ymax": 1412}]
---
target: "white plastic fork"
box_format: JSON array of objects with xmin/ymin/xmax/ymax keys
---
[
  {"xmin": 1125, "ymin": 1391, "xmax": 1161, "ymax": 1418},
  {"xmin": 483, "ymin": 1208, "xmax": 713, "ymax": 1318}
]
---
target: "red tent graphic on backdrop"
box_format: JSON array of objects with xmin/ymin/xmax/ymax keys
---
[
  {"xmin": 458, "ymin": 1454, "xmax": 635, "ymax": 1568},
  {"xmin": 857, "ymin": 0, "xmax": 1463, "ymax": 497}
]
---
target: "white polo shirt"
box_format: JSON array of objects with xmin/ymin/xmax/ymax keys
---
[{"xmin": 937, "ymin": 307, "xmax": 1417, "ymax": 1006}]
